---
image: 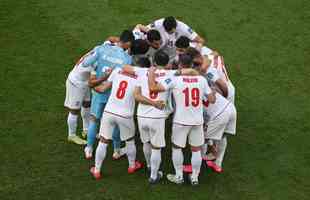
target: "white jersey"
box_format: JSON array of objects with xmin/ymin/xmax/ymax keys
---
[
  {"xmin": 104, "ymin": 68, "xmax": 138, "ymax": 117},
  {"xmin": 148, "ymin": 18, "xmax": 198, "ymax": 61},
  {"xmin": 189, "ymin": 42, "xmax": 213, "ymax": 56},
  {"xmin": 136, "ymin": 68, "xmax": 175, "ymax": 118},
  {"xmin": 67, "ymin": 51, "xmax": 96, "ymax": 88},
  {"xmin": 161, "ymin": 75, "xmax": 211, "ymax": 125},
  {"xmin": 203, "ymin": 92, "xmax": 231, "ymax": 120}
]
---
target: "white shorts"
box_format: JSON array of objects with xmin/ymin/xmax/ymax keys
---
[
  {"xmin": 172, "ymin": 123, "xmax": 204, "ymax": 148},
  {"xmin": 64, "ymin": 79, "xmax": 90, "ymax": 109},
  {"xmin": 227, "ymin": 81, "xmax": 235, "ymax": 104},
  {"xmin": 205, "ymin": 104, "xmax": 237, "ymax": 140},
  {"xmin": 138, "ymin": 117, "xmax": 166, "ymax": 148},
  {"xmin": 99, "ymin": 112, "xmax": 135, "ymax": 141}
]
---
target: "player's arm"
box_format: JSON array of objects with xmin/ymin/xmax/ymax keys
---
[
  {"xmin": 134, "ymin": 86, "xmax": 165, "ymax": 110},
  {"xmin": 122, "ymin": 64, "xmax": 136, "ymax": 75},
  {"xmin": 192, "ymin": 35, "xmax": 205, "ymax": 44},
  {"xmin": 174, "ymin": 68, "xmax": 200, "ymax": 76},
  {"xmin": 93, "ymin": 82, "xmax": 112, "ymax": 93},
  {"xmin": 88, "ymin": 68, "xmax": 113, "ymax": 88},
  {"xmin": 148, "ymin": 67, "xmax": 166, "ymax": 92},
  {"xmin": 106, "ymin": 36, "xmax": 120, "ymax": 43},
  {"xmin": 135, "ymin": 24, "xmax": 150, "ymax": 32},
  {"xmin": 215, "ymin": 79, "xmax": 228, "ymax": 98}
]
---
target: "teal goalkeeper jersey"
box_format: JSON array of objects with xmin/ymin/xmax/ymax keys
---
[{"xmin": 82, "ymin": 42, "xmax": 132, "ymax": 103}]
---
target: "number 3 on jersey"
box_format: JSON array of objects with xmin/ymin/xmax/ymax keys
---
[
  {"xmin": 182, "ymin": 87, "xmax": 200, "ymax": 107},
  {"xmin": 116, "ymin": 80, "xmax": 128, "ymax": 99}
]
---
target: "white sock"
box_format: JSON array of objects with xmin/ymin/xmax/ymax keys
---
[
  {"xmin": 215, "ymin": 136, "xmax": 227, "ymax": 167},
  {"xmin": 191, "ymin": 151, "xmax": 202, "ymax": 180},
  {"xmin": 150, "ymin": 149, "xmax": 161, "ymax": 179},
  {"xmin": 172, "ymin": 148, "xmax": 183, "ymax": 178},
  {"xmin": 126, "ymin": 140, "xmax": 136, "ymax": 168},
  {"xmin": 95, "ymin": 142, "xmax": 108, "ymax": 172},
  {"xmin": 67, "ymin": 113, "xmax": 78, "ymax": 136},
  {"xmin": 81, "ymin": 107, "xmax": 90, "ymax": 132},
  {"xmin": 201, "ymin": 143, "xmax": 208, "ymax": 157},
  {"xmin": 143, "ymin": 143, "xmax": 152, "ymax": 168}
]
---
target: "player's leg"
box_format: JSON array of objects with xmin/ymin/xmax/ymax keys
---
[
  {"xmin": 118, "ymin": 116, "xmax": 142, "ymax": 173},
  {"xmin": 112, "ymin": 126, "xmax": 126, "ymax": 160},
  {"xmin": 91, "ymin": 113, "xmax": 114, "ymax": 179},
  {"xmin": 138, "ymin": 117, "xmax": 151, "ymax": 169},
  {"xmin": 188, "ymin": 125, "xmax": 204, "ymax": 185},
  {"xmin": 205, "ymin": 109, "xmax": 231, "ymax": 173},
  {"xmin": 149, "ymin": 118, "xmax": 165, "ymax": 183},
  {"xmin": 213, "ymin": 104, "xmax": 237, "ymax": 170},
  {"xmin": 214, "ymin": 136, "xmax": 227, "ymax": 168},
  {"xmin": 167, "ymin": 123, "xmax": 188, "ymax": 184},
  {"xmin": 84, "ymin": 100, "xmax": 105, "ymax": 159},
  {"xmin": 81, "ymin": 98, "xmax": 91, "ymax": 138},
  {"xmin": 64, "ymin": 79, "xmax": 86, "ymax": 145}
]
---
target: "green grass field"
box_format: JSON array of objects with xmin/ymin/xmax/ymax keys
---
[{"xmin": 1, "ymin": 0, "xmax": 310, "ymax": 199}]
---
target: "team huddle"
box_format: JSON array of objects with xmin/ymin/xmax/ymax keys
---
[{"xmin": 64, "ymin": 16, "xmax": 237, "ymax": 185}]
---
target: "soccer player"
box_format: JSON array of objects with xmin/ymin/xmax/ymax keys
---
[
  {"xmin": 90, "ymin": 67, "xmax": 164, "ymax": 179},
  {"xmin": 148, "ymin": 54, "xmax": 215, "ymax": 185},
  {"xmin": 134, "ymin": 51, "xmax": 176, "ymax": 184},
  {"xmin": 64, "ymin": 51, "xmax": 94, "ymax": 145},
  {"xmin": 83, "ymin": 30, "xmax": 134, "ymax": 160},
  {"xmin": 147, "ymin": 16, "xmax": 205, "ymax": 62}
]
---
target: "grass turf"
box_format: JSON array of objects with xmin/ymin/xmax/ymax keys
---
[{"xmin": 0, "ymin": 0, "xmax": 309, "ymax": 199}]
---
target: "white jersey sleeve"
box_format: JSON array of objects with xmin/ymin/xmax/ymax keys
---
[{"xmin": 176, "ymin": 21, "xmax": 198, "ymax": 41}]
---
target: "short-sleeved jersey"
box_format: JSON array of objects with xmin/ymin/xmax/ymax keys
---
[
  {"xmin": 84, "ymin": 42, "xmax": 132, "ymax": 103},
  {"xmin": 67, "ymin": 51, "xmax": 96, "ymax": 88},
  {"xmin": 136, "ymin": 67, "xmax": 176, "ymax": 118},
  {"xmin": 104, "ymin": 68, "xmax": 138, "ymax": 117},
  {"xmin": 160, "ymin": 75, "xmax": 211, "ymax": 125},
  {"xmin": 203, "ymin": 92, "xmax": 230, "ymax": 120},
  {"xmin": 147, "ymin": 18, "xmax": 198, "ymax": 61}
]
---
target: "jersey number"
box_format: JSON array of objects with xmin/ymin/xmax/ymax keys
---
[
  {"xmin": 116, "ymin": 81, "xmax": 128, "ymax": 99},
  {"xmin": 182, "ymin": 88, "xmax": 200, "ymax": 107}
]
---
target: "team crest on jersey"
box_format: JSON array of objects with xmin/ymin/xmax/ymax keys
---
[
  {"xmin": 165, "ymin": 78, "xmax": 172, "ymax": 84},
  {"xmin": 188, "ymin": 28, "xmax": 193, "ymax": 34},
  {"xmin": 206, "ymin": 73, "xmax": 213, "ymax": 80}
]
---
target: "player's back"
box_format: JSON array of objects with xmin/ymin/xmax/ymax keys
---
[
  {"xmin": 104, "ymin": 68, "xmax": 138, "ymax": 118},
  {"xmin": 172, "ymin": 75, "xmax": 209, "ymax": 126},
  {"xmin": 137, "ymin": 69, "xmax": 174, "ymax": 118}
]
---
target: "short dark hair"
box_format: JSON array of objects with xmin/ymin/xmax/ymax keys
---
[
  {"xmin": 130, "ymin": 39, "xmax": 150, "ymax": 55},
  {"xmin": 186, "ymin": 47, "xmax": 201, "ymax": 58},
  {"xmin": 179, "ymin": 53, "xmax": 193, "ymax": 67},
  {"xmin": 163, "ymin": 16, "xmax": 177, "ymax": 32},
  {"xmin": 175, "ymin": 36, "xmax": 190, "ymax": 48},
  {"xmin": 120, "ymin": 30, "xmax": 135, "ymax": 43},
  {"xmin": 137, "ymin": 57, "xmax": 151, "ymax": 68},
  {"xmin": 147, "ymin": 29, "xmax": 161, "ymax": 42},
  {"xmin": 154, "ymin": 50, "xmax": 169, "ymax": 66}
]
